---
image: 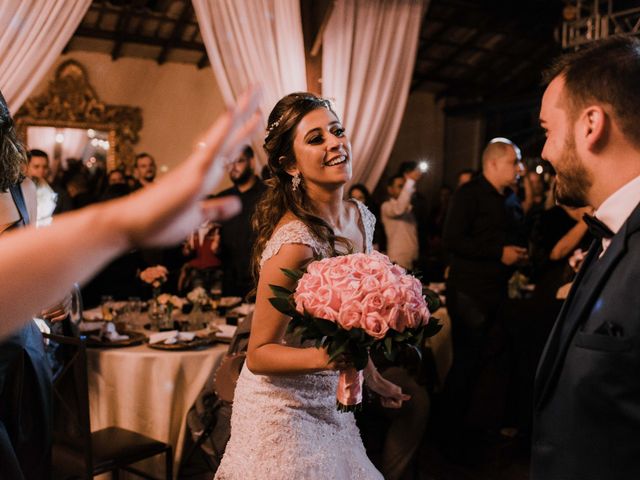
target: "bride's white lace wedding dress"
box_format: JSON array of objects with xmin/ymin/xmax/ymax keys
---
[{"xmin": 215, "ymin": 201, "xmax": 383, "ymax": 479}]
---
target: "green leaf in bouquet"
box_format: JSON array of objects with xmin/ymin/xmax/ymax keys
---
[
  {"xmin": 407, "ymin": 343, "xmax": 423, "ymax": 362},
  {"xmin": 348, "ymin": 327, "xmax": 366, "ymax": 342},
  {"xmin": 423, "ymin": 316, "xmax": 443, "ymax": 337},
  {"xmin": 383, "ymin": 336, "xmax": 397, "ymax": 362},
  {"xmin": 412, "ymin": 328, "xmax": 424, "ymax": 347},
  {"xmin": 281, "ymin": 268, "xmax": 304, "ymax": 281},
  {"xmin": 269, "ymin": 284, "xmax": 293, "ymax": 299},
  {"xmin": 269, "ymin": 297, "xmax": 296, "ymax": 316},
  {"xmin": 314, "ymin": 318, "xmax": 339, "ymax": 336},
  {"xmin": 327, "ymin": 340, "xmax": 349, "ymax": 363},
  {"xmin": 393, "ymin": 331, "xmax": 409, "ymax": 342},
  {"xmin": 423, "ymin": 289, "xmax": 442, "ymax": 312},
  {"xmin": 352, "ymin": 350, "xmax": 369, "ymax": 371}
]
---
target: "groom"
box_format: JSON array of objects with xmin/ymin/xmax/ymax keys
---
[{"xmin": 532, "ymin": 36, "xmax": 640, "ymax": 479}]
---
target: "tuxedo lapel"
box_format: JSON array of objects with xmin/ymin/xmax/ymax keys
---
[
  {"xmin": 535, "ymin": 202, "xmax": 640, "ymax": 409},
  {"xmin": 534, "ymin": 239, "xmax": 601, "ymax": 406}
]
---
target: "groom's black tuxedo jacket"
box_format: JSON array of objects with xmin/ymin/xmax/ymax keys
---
[{"xmin": 531, "ymin": 200, "xmax": 640, "ymax": 480}]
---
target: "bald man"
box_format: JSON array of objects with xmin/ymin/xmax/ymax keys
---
[{"xmin": 441, "ymin": 138, "xmax": 528, "ymax": 459}]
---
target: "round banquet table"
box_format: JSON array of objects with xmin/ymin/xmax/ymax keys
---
[{"xmin": 87, "ymin": 341, "xmax": 228, "ymax": 478}]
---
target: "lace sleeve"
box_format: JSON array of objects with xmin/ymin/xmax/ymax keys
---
[
  {"xmin": 260, "ymin": 221, "xmax": 329, "ymax": 268},
  {"xmin": 352, "ymin": 200, "xmax": 376, "ymax": 253}
]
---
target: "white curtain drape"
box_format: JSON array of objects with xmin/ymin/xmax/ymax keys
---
[
  {"xmin": 0, "ymin": 0, "xmax": 91, "ymax": 113},
  {"xmin": 322, "ymin": 0, "xmax": 427, "ymax": 191},
  {"xmin": 193, "ymin": 0, "xmax": 307, "ymax": 163}
]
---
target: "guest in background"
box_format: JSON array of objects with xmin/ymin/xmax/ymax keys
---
[
  {"xmin": 348, "ymin": 183, "xmax": 385, "ymax": 251},
  {"xmin": 456, "ymin": 168, "xmax": 475, "ymax": 188},
  {"xmin": 133, "ymin": 152, "xmax": 157, "ymax": 188},
  {"xmin": 425, "ymin": 184, "xmax": 453, "ymax": 280},
  {"xmin": 381, "ymin": 170, "xmax": 421, "ymax": 270},
  {"xmin": 65, "ymin": 169, "xmax": 94, "ymax": 210},
  {"xmin": 107, "ymin": 168, "xmax": 126, "ymax": 186},
  {"xmin": 179, "ymin": 221, "xmax": 222, "ymax": 293},
  {"xmin": 398, "ymin": 161, "xmax": 429, "ymax": 263},
  {"xmin": 26, "ymin": 149, "xmax": 71, "ymax": 214},
  {"xmin": 441, "ymin": 137, "xmax": 527, "ymax": 460},
  {"xmin": 522, "ymin": 169, "xmax": 549, "ymax": 242},
  {"xmin": 217, "ymin": 145, "xmax": 266, "ymax": 299}
]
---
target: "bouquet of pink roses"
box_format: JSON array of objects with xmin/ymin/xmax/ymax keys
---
[{"xmin": 269, "ymin": 251, "xmax": 441, "ymax": 411}]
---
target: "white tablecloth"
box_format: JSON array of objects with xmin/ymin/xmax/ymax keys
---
[{"xmin": 87, "ymin": 342, "xmax": 227, "ymax": 477}]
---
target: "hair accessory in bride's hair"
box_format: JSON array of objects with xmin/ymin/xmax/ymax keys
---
[{"xmin": 265, "ymin": 114, "xmax": 284, "ymax": 139}]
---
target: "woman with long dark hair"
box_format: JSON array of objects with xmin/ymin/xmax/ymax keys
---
[{"xmin": 215, "ymin": 93, "xmax": 409, "ymax": 479}]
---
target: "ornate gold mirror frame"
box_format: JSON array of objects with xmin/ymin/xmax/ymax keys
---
[{"xmin": 14, "ymin": 59, "xmax": 142, "ymax": 171}]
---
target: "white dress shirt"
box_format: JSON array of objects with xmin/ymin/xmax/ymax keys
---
[{"xmin": 596, "ymin": 174, "xmax": 640, "ymax": 255}]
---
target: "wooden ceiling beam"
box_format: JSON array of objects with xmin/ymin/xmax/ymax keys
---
[
  {"xmin": 75, "ymin": 26, "xmax": 203, "ymax": 51},
  {"xmin": 157, "ymin": 2, "xmax": 193, "ymax": 64},
  {"xmin": 111, "ymin": 4, "xmax": 133, "ymax": 60},
  {"xmin": 425, "ymin": 37, "xmax": 528, "ymax": 60},
  {"xmin": 300, "ymin": 0, "xmax": 334, "ymax": 94},
  {"xmin": 197, "ymin": 50, "xmax": 209, "ymax": 69}
]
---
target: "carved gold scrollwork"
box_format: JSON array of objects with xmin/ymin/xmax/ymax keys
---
[{"xmin": 14, "ymin": 59, "xmax": 142, "ymax": 170}]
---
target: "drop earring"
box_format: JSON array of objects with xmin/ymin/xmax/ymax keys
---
[{"xmin": 291, "ymin": 172, "xmax": 301, "ymax": 191}]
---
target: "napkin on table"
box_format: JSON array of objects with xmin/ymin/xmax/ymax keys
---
[
  {"xmin": 102, "ymin": 322, "xmax": 129, "ymax": 341},
  {"xmin": 148, "ymin": 330, "xmax": 196, "ymax": 345}
]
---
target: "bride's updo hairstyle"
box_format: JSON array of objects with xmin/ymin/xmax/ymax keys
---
[
  {"xmin": 252, "ymin": 92, "xmax": 353, "ymax": 281},
  {"xmin": 0, "ymin": 90, "xmax": 27, "ymax": 191}
]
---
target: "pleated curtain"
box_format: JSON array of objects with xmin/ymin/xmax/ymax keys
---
[
  {"xmin": 322, "ymin": 0, "xmax": 427, "ymax": 191},
  {"xmin": 0, "ymin": 0, "xmax": 91, "ymax": 113},
  {"xmin": 193, "ymin": 0, "xmax": 308, "ymax": 163}
]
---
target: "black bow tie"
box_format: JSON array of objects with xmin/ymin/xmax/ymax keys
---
[{"xmin": 583, "ymin": 214, "xmax": 614, "ymax": 240}]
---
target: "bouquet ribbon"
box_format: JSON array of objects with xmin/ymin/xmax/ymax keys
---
[{"xmin": 337, "ymin": 367, "xmax": 364, "ymax": 412}]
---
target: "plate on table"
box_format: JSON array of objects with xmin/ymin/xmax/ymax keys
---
[
  {"xmin": 85, "ymin": 331, "xmax": 147, "ymax": 348},
  {"xmin": 219, "ymin": 297, "xmax": 243, "ymax": 308},
  {"xmin": 213, "ymin": 324, "xmax": 237, "ymax": 344},
  {"xmin": 148, "ymin": 333, "xmax": 219, "ymax": 351}
]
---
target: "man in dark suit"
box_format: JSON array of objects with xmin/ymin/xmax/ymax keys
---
[
  {"xmin": 532, "ymin": 36, "xmax": 640, "ymax": 479},
  {"xmin": 217, "ymin": 145, "xmax": 266, "ymax": 299},
  {"xmin": 441, "ymin": 138, "xmax": 527, "ymax": 459}
]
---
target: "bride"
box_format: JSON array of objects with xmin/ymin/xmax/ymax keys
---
[{"xmin": 215, "ymin": 93, "xmax": 410, "ymax": 479}]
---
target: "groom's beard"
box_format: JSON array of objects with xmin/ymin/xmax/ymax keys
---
[{"xmin": 553, "ymin": 134, "xmax": 592, "ymax": 208}]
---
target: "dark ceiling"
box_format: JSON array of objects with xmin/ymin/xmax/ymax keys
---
[
  {"xmin": 413, "ymin": 0, "xmax": 563, "ymax": 100},
  {"xmin": 67, "ymin": 0, "xmax": 565, "ymax": 103}
]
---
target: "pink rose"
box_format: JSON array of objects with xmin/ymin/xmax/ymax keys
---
[
  {"xmin": 306, "ymin": 261, "xmax": 326, "ymax": 277},
  {"xmin": 326, "ymin": 263, "xmax": 354, "ymax": 279},
  {"xmin": 337, "ymin": 298, "xmax": 365, "ymax": 330},
  {"xmin": 314, "ymin": 305, "xmax": 339, "ymax": 322},
  {"xmin": 361, "ymin": 274, "xmax": 381, "ymax": 292},
  {"xmin": 362, "ymin": 311, "xmax": 389, "ymax": 339},
  {"xmin": 390, "ymin": 264, "xmax": 406, "ymax": 276},
  {"xmin": 352, "ymin": 254, "xmax": 386, "ymax": 277},
  {"xmin": 298, "ymin": 273, "xmax": 324, "ymax": 292},
  {"xmin": 362, "ymin": 292, "xmax": 387, "ymax": 314},
  {"xmin": 382, "ymin": 285, "xmax": 401, "ymax": 303},
  {"xmin": 294, "ymin": 292, "xmax": 316, "ymax": 314},
  {"xmin": 317, "ymin": 284, "xmax": 341, "ymax": 311},
  {"xmin": 388, "ymin": 305, "xmax": 407, "ymax": 333}
]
